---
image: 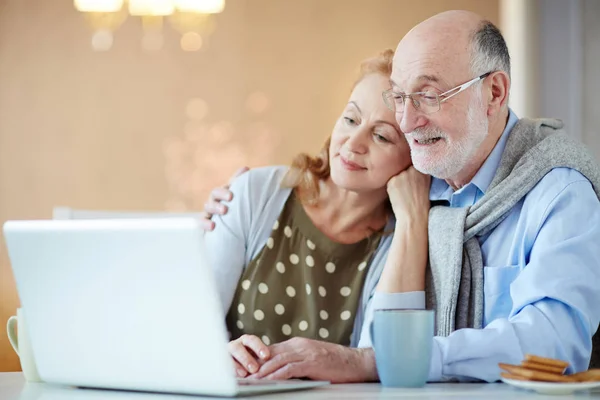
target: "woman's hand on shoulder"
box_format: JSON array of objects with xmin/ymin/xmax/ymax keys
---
[
  {"xmin": 386, "ymin": 166, "xmax": 431, "ymax": 224},
  {"xmin": 201, "ymin": 167, "xmax": 249, "ymax": 231},
  {"xmin": 228, "ymin": 334, "xmax": 270, "ymax": 378}
]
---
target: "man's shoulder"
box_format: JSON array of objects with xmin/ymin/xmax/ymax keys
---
[
  {"xmin": 528, "ymin": 167, "xmax": 594, "ymax": 197},
  {"xmin": 523, "ymin": 167, "xmax": 598, "ymax": 215}
]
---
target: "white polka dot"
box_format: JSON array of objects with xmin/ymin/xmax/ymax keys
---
[
  {"xmin": 320, "ymin": 310, "xmax": 328, "ymax": 320},
  {"xmin": 258, "ymin": 283, "xmax": 269, "ymax": 294},
  {"xmin": 241, "ymin": 280, "xmax": 251, "ymax": 290},
  {"xmin": 306, "ymin": 239, "xmax": 316, "ymax": 250},
  {"xmin": 236, "ymin": 320, "xmax": 244, "ymax": 329},
  {"xmin": 290, "ymin": 254, "xmax": 299, "ymax": 265},
  {"xmin": 266, "ymin": 237, "xmax": 274, "ymax": 249},
  {"xmin": 284, "ymin": 226, "xmax": 292, "ymax": 237},
  {"xmin": 276, "ymin": 262, "xmax": 285, "ymax": 274},
  {"xmin": 306, "ymin": 284, "xmax": 312, "ymax": 295},
  {"xmin": 274, "ymin": 304, "xmax": 285, "ymax": 315},
  {"xmin": 282, "ymin": 324, "xmax": 292, "ymax": 336},
  {"xmin": 298, "ymin": 320, "xmax": 308, "ymax": 331},
  {"xmin": 340, "ymin": 286, "xmax": 352, "ymax": 297},
  {"xmin": 254, "ymin": 310, "xmax": 265, "ymax": 321},
  {"xmin": 273, "ymin": 220, "xmax": 279, "ymax": 230},
  {"xmin": 305, "ymin": 255, "xmax": 314, "ymax": 267},
  {"xmin": 262, "ymin": 335, "xmax": 271, "ymax": 346},
  {"xmin": 286, "ymin": 286, "xmax": 296, "ymax": 297},
  {"xmin": 318, "ymin": 286, "xmax": 327, "ymax": 297},
  {"xmin": 358, "ymin": 261, "xmax": 367, "ymax": 271},
  {"xmin": 319, "ymin": 328, "xmax": 329, "ymax": 339},
  {"xmin": 237, "ymin": 304, "xmax": 245, "ymax": 314},
  {"xmin": 341, "ymin": 311, "xmax": 351, "ymax": 320},
  {"xmin": 325, "ymin": 262, "xmax": 336, "ymax": 273}
]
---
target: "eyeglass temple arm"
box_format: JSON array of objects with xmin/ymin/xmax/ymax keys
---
[{"xmin": 439, "ymin": 73, "xmax": 491, "ymax": 103}]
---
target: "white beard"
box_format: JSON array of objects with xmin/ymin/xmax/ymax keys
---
[{"xmin": 408, "ymin": 90, "xmax": 489, "ymax": 180}]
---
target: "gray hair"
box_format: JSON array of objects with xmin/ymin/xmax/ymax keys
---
[{"xmin": 470, "ymin": 21, "xmax": 511, "ymax": 78}]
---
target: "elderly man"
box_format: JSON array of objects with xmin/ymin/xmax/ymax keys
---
[{"xmin": 202, "ymin": 11, "xmax": 600, "ymax": 382}]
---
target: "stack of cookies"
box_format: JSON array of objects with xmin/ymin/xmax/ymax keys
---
[
  {"xmin": 499, "ymin": 355, "xmax": 574, "ymax": 383},
  {"xmin": 500, "ymin": 355, "xmax": 600, "ymax": 383}
]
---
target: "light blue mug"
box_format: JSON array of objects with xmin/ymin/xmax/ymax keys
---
[{"xmin": 370, "ymin": 309, "xmax": 434, "ymax": 388}]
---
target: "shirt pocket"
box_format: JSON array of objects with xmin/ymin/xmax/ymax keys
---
[{"xmin": 483, "ymin": 265, "xmax": 521, "ymax": 324}]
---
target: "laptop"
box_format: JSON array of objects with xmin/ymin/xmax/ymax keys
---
[{"xmin": 4, "ymin": 218, "xmax": 329, "ymax": 397}]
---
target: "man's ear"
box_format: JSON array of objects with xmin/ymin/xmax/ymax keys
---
[{"xmin": 486, "ymin": 71, "xmax": 510, "ymax": 116}]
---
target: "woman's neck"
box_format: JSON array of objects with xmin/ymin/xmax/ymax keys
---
[{"xmin": 301, "ymin": 178, "xmax": 389, "ymax": 243}]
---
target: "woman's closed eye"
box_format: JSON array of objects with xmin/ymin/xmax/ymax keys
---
[
  {"xmin": 373, "ymin": 129, "xmax": 393, "ymax": 143},
  {"xmin": 374, "ymin": 133, "xmax": 389, "ymax": 143},
  {"xmin": 343, "ymin": 116, "xmax": 358, "ymax": 126}
]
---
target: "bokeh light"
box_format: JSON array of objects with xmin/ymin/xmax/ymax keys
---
[
  {"xmin": 245, "ymin": 91, "xmax": 270, "ymax": 114},
  {"xmin": 180, "ymin": 32, "xmax": 203, "ymax": 51},
  {"xmin": 91, "ymin": 30, "xmax": 114, "ymax": 51}
]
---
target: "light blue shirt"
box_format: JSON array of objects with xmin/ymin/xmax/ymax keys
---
[{"xmin": 389, "ymin": 110, "xmax": 600, "ymax": 382}]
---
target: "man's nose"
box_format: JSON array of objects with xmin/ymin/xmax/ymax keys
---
[{"xmin": 399, "ymin": 97, "xmax": 427, "ymax": 134}]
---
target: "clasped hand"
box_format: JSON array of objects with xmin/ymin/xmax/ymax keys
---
[{"xmin": 228, "ymin": 335, "xmax": 366, "ymax": 382}]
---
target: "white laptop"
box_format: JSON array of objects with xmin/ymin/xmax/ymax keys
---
[{"xmin": 4, "ymin": 218, "xmax": 329, "ymax": 397}]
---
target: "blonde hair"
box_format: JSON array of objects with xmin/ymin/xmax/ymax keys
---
[{"xmin": 283, "ymin": 49, "xmax": 394, "ymax": 205}]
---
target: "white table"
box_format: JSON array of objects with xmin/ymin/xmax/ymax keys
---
[{"xmin": 1, "ymin": 372, "xmax": 599, "ymax": 400}]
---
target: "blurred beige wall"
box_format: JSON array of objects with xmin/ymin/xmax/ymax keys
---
[
  {"xmin": 0, "ymin": 0, "xmax": 498, "ymax": 371},
  {"xmin": 583, "ymin": 0, "xmax": 600, "ymax": 159}
]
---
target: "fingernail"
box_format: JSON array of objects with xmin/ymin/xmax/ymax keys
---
[
  {"xmin": 248, "ymin": 364, "xmax": 257, "ymax": 373},
  {"xmin": 259, "ymin": 351, "xmax": 267, "ymax": 359},
  {"xmin": 219, "ymin": 204, "xmax": 226, "ymax": 212}
]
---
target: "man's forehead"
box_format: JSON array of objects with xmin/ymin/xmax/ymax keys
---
[
  {"xmin": 391, "ymin": 51, "xmax": 467, "ymax": 90},
  {"xmin": 390, "ymin": 63, "xmax": 449, "ymax": 90},
  {"xmin": 390, "ymin": 10, "xmax": 483, "ymax": 90}
]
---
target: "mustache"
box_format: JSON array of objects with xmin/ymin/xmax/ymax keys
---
[{"xmin": 405, "ymin": 126, "xmax": 447, "ymax": 140}]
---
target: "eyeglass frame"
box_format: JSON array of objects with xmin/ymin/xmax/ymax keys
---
[{"xmin": 382, "ymin": 71, "xmax": 493, "ymax": 114}]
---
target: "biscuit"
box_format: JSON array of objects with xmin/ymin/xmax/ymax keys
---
[
  {"xmin": 524, "ymin": 354, "xmax": 569, "ymax": 369},
  {"xmin": 521, "ymin": 360, "xmax": 566, "ymax": 374},
  {"xmin": 498, "ymin": 363, "xmax": 572, "ymax": 382},
  {"xmin": 568, "ymin": 369, "xmax": 600, "ymax": 382}
]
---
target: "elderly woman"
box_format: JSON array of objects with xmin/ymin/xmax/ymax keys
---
[{"xmin": 204, "ymin": 49, "xmax": 430, "ymax": 383}]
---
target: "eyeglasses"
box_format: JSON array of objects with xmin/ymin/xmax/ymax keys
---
[{"xmin": 382, "ymin": 72, "xmax": 492, "ymax": 115}]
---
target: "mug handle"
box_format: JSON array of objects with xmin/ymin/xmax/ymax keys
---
[
  {"xmin": 6, "ymin": 316, "xmax": 19, "ymax": 356},
  {"xmin": 369, "ymin": 320, "xmax": 376, "ymax": 347}
]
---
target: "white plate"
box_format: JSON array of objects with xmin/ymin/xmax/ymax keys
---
[{"xmin": 502, "ymin": 377, "xmax": 600, "ymax": 395}]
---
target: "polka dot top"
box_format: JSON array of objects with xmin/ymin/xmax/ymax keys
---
[{"xmin": 225, "ymin": 192, "xmax": 383, "ymax": 346}]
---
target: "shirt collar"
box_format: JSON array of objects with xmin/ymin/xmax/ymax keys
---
[{"xmin": 429, "ymin": 109, "xmax": 519, "ymax": 201}]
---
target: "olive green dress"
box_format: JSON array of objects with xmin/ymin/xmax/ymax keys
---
[{"xmin": 225, "ymin": 192, "xmax": 382, "ymax": 346}]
